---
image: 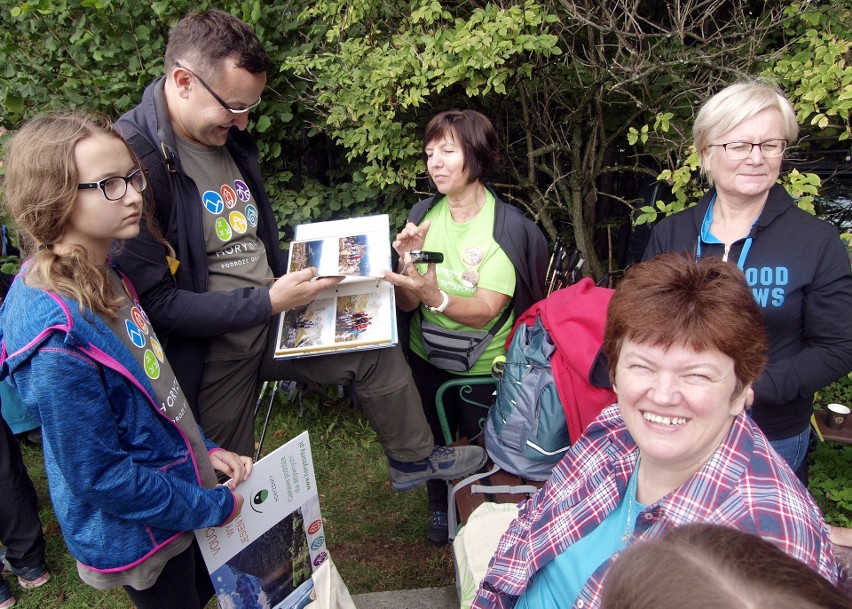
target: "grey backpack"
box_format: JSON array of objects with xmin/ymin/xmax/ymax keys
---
[{"xmin": 483, "ymin": 316, "xmax": 570, "ymax": 481}]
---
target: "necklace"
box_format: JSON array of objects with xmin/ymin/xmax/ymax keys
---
[{"xmin": 621, "ymin": 458, "xmax": 640, "ymax": 543}]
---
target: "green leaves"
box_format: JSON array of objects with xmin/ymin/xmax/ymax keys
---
[
  {"xmin": 767, "ymin": 3, "xmax": 852, "ymax": 141},
  {"xmin": 783, "ymin": 169, "xmax": 822, "ymax": 214},
  {"xmin": 284, "ymin": 0, "xmax": 561, "ymax": 191}
]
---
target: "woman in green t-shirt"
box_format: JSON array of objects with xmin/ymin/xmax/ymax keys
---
[{"xmin": 383, "ymin": 109, "xmax": 548, "ymax": 546}]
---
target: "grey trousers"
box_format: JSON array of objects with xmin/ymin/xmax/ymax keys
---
[{"xmin": 196, "ymin": 321, "xmax": 434, "ymax": 461}]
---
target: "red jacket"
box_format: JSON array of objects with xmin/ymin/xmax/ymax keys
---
[{"xmin": 510, "ymin": 279, "xmax": 615, "ymax": 443}]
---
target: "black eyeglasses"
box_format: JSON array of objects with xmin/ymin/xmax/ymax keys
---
[
  {"xmin": 174, "ymin": 61, "xmax": 262, "ymax": 114},
  {"xmin": 78, "ymin": 169, "xmax": 147, "ymax": 201},
  {"xmin": 709, "ymin": 139, "xmax": 788, "ymax": 161}
]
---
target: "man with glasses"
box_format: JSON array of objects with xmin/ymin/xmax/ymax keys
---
[{"xmin": 113, "ymin": 9, "xmax": 485, "ymax": 490}]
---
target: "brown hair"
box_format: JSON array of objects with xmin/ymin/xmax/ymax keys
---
[
  {"xmin": 603, "ymin": 253, "xmax": 767, "ymax": 392},
  {"xmin": 422, "ymin": 109, "xmax": 500, "ymax": 185},
  {"xmin": 3, "ymin": 112, "xmax": 149, "ymax": 318},
  {"xmin": 601, "ymin": 524, "xmax": 852, "ymax": 609},
  {"xmin": 164, "ymin": 9, "xmax": 270, "ymax": 82}
]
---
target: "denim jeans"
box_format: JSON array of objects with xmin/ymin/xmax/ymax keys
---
[{"xmin": 768, "ymin": 426, "xmax": 811, "ymax": 473}]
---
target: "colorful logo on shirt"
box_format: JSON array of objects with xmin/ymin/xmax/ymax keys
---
[
  {"xmin": 245, "ymin": 204, "xmax": 259, "ymax": 227},
  {"xmin": 229, "ymin": 211, "xmax": 248, "ymax": 234},
  {"xmin": 215, "ymin": 217, "xmax": 232, "ymax": 241},
  {"xmin": 150, "ymin": 337, "xmax": 164, "ymax": 363},
  {"xmin": 130, "ymin": 307, "xmax": 148, "ymax": 334},
  {"xmin": 143, "ymin": 350, "xmax": 160, "ymax": 379},
  {"xmin": 202, "ymin": 191, "xmax": 225, "ymax": 215},
  {"xmin": 234, "ymin": 180, "xmax": 251, "ymax": 202},
  {"xmin": 308, "ymin": 520, "xmax": 322, "ymax": 535},
  {"xmin": 125, "ymin": 320, "xmax": 146, "ymax": 349},
  {"xmin": 221, "ymin": 184, "xmax": 237, "ymax": 209},
  {"xmin": 312, "ymin": 551, "xmax": 328, "ymax": 567},
  {"xmin": 310, "ymin": 536, "xmax": 325, "ymax": 551}
]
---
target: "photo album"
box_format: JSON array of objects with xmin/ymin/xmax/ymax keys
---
[{"xmin": 274, "ymin": 214, "xmax": 397, "ymax": 359}]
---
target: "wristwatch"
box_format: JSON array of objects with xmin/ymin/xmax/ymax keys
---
[{"xmin": 426, "ymin": 290, "xmax": 449, "ymax": 314}]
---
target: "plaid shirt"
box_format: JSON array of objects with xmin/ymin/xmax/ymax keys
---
[{"xmin": 472, "ymin": 405, "xmax": 837, "ymax": 609}]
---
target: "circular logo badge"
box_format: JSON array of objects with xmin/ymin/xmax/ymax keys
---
[
  {"xmin": 461, "ymin": 268, "xmax": 480, "ymax": 289},
  {"xmin": 150, "ymin": 337, "xmax": 164, "ymax": 362},
  {"xmin": 234, "ymin": 180, "xmax": 251, "ymax": 202},
  {"xmin": 462, "ymin": 247, "xmax": 484, "ymax": 266},
  {"xmin": 229, "ymin": 211, "xmax": 248, "ymax": 234},
  {"xmin": 125, "ymin": 320, "xmax": 146, "ymax": 349},
  {"xmin": 253, "ymin": 489, "xmax": 269, "ymax": 505},
  {"xmin": 221, "ymin": 185, "xmax": 238, "ymax": 209},
  {"xmin": 245, "ymin": 204, "xmax": 259, "ymax": 227},
  {"xmin": 215, "ymin": 217, "xmax": 232, "ymax": 241},
  {"xmin": 202, "ymin": 191, "xmax": 224, "ymax": 215},
  {"xmin": 308, "ymin": 520, "xmax": 322, "ymax": 535},
  {"xmin": 312, "ymin": 551, "xmax": 328, "ymax": 567},
  {"xmin": 130, "ymin": 307, "xmax": 149, "ymax": 334},
  {"xmin": 143, "ymin": 350, "xmax": 160, "ymax": 379}
]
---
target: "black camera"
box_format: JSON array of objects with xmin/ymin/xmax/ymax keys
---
[{"xmin": 409, "ymin": 250, "xmax": 444, "ymax": 264}]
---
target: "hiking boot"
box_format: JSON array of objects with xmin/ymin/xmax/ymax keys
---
[
  {"xmin": 0, "ymin": 578, "xmax": 14, "ymax": 609},
  {"xmin": 387, "ymin": 445, "xmax": 486, "ymax": 491},
  {"xmin": 0, "ymin": 552, "xmax": 49, "ymax": 590},
  {"xmin": 427, "ymin": 511, "xmax": 449, "ymax": 546}
]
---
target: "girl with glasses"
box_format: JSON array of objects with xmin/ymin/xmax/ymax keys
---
[{"xmin": 0, "ymin": 112, "xmax": 252, "ymax": 609}]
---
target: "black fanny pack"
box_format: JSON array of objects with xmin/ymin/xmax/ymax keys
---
[{"xmin": 420, "ymin": 305, "xmax": 513, "ymax": 372}]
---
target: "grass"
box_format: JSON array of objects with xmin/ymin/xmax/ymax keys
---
[{"xmin": 8, "ymin": 387, "xmax": 453, "ymax": 608}]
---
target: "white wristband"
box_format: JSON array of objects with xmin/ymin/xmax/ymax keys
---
[{"xmin": 426, "ymin": 290, "xmax": 449, "ymax": 314}]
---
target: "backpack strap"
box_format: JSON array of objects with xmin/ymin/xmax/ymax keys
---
[{"xmin": 124, "ymin": 131, "xmax": 175, "ymax": 233}]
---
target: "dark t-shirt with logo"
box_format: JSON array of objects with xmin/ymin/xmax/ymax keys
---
[{"xmin": 176, "ymin": 137, "xmax": 273, "ymax": 360}]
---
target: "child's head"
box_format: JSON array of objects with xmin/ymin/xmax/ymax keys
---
[
  {"xmin": 601, "ymin": 523, "xmax": 852, "ymax": 609},
  {"xmin": 3, "ymin": 111, "xmax": 141, "ymax": 255},
  {"xmin": 3, "ymin": 111, "xmax": 150, "ymax": 317}
]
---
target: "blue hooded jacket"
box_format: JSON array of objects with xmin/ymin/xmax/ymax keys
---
[{"xmin": 0, "ymin": 271, "xmax": 235, "ymax": 572}]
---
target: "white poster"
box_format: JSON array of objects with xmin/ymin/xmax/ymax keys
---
[{"xmin": 195, "ymin": 431, "xmax": 328, "ymax": 609}]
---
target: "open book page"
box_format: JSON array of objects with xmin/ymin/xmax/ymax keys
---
[
  {"xmin": 274, "ymin": 279, "xmax": 396, "ymax": 358},
  {"xmin": 288, "ymin": 214, "xmax": 391, "ymax": 280},
  {"xmin": 195, "ymin": 432, "xmax": 329, "ymax": 609}
]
